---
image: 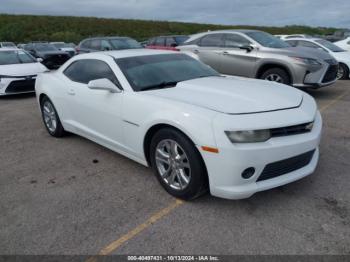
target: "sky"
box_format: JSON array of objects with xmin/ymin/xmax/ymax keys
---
[{"xmin": 0, "ymin": 0, "xmax": 349, "ymax": 28}]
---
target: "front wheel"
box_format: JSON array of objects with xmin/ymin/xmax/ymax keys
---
[
  {"xmin": 337, "ymin": 63, "xmax": 349, "ymax": 80},
  {"xmin": 260, "ymin": 68, "xmax": 291, "ymax": 85},
  {"xmin": 150, "ymin": 128, "xmax": 208, "ymax": 200},
  {"xmin": 40, "ymin": 96, "xmax": 66, "ymax": 137}
]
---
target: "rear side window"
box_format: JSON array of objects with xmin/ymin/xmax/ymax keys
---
[
  {"xmin": 101, "ymin": 40, "xmax": 113, "ymax": 51},
  {"xmin": 297, "ymin": 41, "xmax": 320, "ymax": 49},
  {"xmin": 155, "ymin": 37, "xmax": 165, "ymax": 46},
  {"xmin": 63, "ymin": 59, "xmax": 119, "ymax": 85},
  {"xmin": 224, "ymin": 34, "xmax": 251, "ymax": 48},
  {"xmin": 199, "ymin": 34, "xmax": 224, "ymax": 47},
  {"xmin": 165, "ymin": 37, "xmax": 176, "ymax": 47},
  {"xmin": 90, "ymin": 40, "xmax": 101, "ymax": 50}
]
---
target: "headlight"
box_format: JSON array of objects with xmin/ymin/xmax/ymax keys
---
[
  {"xmin": 225, "ymin": 130, "xmax": 271, "ymax": 143},
  {"xmin": 290, "ymin": 57, "xmax": 322, "ymax": 66}
]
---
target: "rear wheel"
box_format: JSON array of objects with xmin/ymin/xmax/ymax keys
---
[
  {"xmin": 40, "ymin": 96, "xmax": 66, "ymax": 137},
  {"xmin": 260, "ymin": 68, "xmax": 291, "ymax": 85},
  {"xmin": 337, "ymin": 63, "xmax": 349, "ymax": 80},
  {"xmin": 150, "ymin": 128, "xmax": 208, "ymax": 200}
]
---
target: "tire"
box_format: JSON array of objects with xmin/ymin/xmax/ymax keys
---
[
  {"xmin": 40, "ymin": 96, "xmax": 66, "ymax": 137},
  {"xmin": 260, "ymin": 68, "xmax": 291, "ymax": 85},
  {"xmin": 150, "ymin": 128, "xmax": 208, "ymax": 200},
  {"xmin": 337, "ymin": 63, "xmax": 349, "ymax": 80}
]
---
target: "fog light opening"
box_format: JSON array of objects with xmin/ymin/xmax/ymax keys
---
[{"xmin": 242, "ymin": 167, "xmax": 256, "ymax": 179}]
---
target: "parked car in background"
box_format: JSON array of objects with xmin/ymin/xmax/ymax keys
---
[
  {"xmin": 35, "ymin": 49, "xmax": 321, "ymax": 200},
  {"xmin": 285, "ymin": 38, "xmax": 350, "ymax": 80},
  {"xmin": 179, "ymin": 30, "xmax": 338, "ymax": 88},
  {"xmin": 0, "ymin": 42, "xmax": 17, "ymax": 49},
  {"xmin": 76, "ymin": 37, "xmax": 142, "ymax": 54},
  {"xmin": 24, "ymin": 43, "xmax": 70, "ymax": 70},
  {"xmin": 50, "ymin": 42, "xmax": 77, "ymax": 57},
  {"xmin": 334, "ymin": 37, "xmax": 350, "ymax": 52},
  {"xmin": 146, "ymin": 35, "xmax": 189, "ymax": 51},
  {"xmin": 0, "ymin": 49, "xmax": 47, "ymax": 95}
]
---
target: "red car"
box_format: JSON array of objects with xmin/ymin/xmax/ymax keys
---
[{"xmin": 146, "ymin": 35, "xmax": 189, "ymax": 51}]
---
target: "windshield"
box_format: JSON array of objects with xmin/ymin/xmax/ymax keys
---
[
  {"xmin": 315, "ymin": 39, "xmax": 345, "ymax": 52},
  {"xmin": 35, "ymin": 44, "xmax": 58, "ymax": 52},
  {"xmin": 175, "ymin": 36, "xmax": 189, "ymax": 45},
  {"xmin": 116, "ymin": 53, "xmax": 220, "ymax": 92},
  {"xmin": 246, "ymin": 31, "xmax": 290, "ymax": 48},
  {"xmin": 0, "ymin": 50, "xmax": 36, "ymax": 65},
  {"xmin": 110, "ymin": 38, "xmax": 142, "ymax": 50}
]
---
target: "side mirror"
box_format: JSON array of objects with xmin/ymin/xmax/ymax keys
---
[
  {"xmin": 88, "ymin": 78, "xmax": 122, "ymax": 93},
  {"xmin": 37, "ymin": 58, "xmax": 43, "ymax": 63},
  {"xmin": 239, "ymin": 45, "xmax": 254, "ymax": 52}
]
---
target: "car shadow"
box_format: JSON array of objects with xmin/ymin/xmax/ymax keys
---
[{"xmin": 0, "ymin": 93, "xmax": 36, "ymax": 100}]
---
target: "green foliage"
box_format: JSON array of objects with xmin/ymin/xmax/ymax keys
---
[{"xmin": 0, "ymin": 14, "xmax": 340, "ymax": 44}]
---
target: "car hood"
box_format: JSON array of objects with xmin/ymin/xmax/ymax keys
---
[
  {"xmin": 0, "ymin": 62, "xmax": 47, "ymax": 76},
  {"xmin": 265, "ymin": 47, "xmax": 334, "ymax": 60},
  {"xmin": 148, "ymin": 76, "xmax": 303, "ymax": 114}
]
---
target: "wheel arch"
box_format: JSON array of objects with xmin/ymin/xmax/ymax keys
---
[
  {"xmin": 143, "ymin": 123, "xmax": 202, "ymax": 166},
  {"xmin": 256, "ymin": 63, "xmax": 294, "ymax": 83},
  {"xmin": 339, "ymin": 62, "xmax": 350, "ymax": 78}
]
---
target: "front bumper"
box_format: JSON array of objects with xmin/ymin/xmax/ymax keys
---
[
  {"xmin": 201, "ymin": 108, "xmax": 322, "ymax": 200},
  {"xmin": 0, "ymin": 76, "xmax": 37, "ymax": 96},
  {"xmin": 292, "ymin": 60, "xmax": 338, "ymax": 89}
]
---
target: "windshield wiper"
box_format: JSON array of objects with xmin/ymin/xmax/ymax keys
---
[{"xmin": 140, "ymin": 81, "xmax": 178, "ymax": 91}]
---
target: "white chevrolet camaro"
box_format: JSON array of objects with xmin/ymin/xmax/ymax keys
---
[{"xmin": 35, "ymin": 49, "xmax": 322, "ymax": 200}]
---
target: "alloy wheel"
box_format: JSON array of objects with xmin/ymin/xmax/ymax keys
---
[
  {"xmin": 265, "ymin": 73, "xmax": 283, "ymax": 83},
  {"xmin": 337, "ymin": 66, "xmax": 345, "ymax": 80},
  {"xmin": 42, "ymin": 101, "xmax": 58, "ymax": 133},
  {"xmin": 155, "ymin": 139, "xmax": 191, "ymax": 191}
]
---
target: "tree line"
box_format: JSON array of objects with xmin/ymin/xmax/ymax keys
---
[{"xmin": 0, "ymin": 14, "xmax": 339, "ymax": 44}]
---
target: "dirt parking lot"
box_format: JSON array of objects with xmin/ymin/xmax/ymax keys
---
[{"xmin": 0, "ymin": 81, "xmax": 349, "ymax": 255}]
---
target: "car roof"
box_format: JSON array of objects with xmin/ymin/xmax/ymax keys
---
[
  {"xmin": 82, "ymin": 36, "xmax": 132, "ymax": 41},
  {"xmin": 186, "ymin": 29, "xmax": 263, "ymax": 42},
  {"xmin": 75, "ymin": 49, "xmax": 177, "ymax": 59},
  {"xmin": 153, "ymin": 35, "xmax": 188, "ymax": 38},
  {"xmin": 284, "ymin": 38, "xmax": 323, "ymax": 41}
]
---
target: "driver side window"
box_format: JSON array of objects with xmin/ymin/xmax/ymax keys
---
[
  {"xmin": 63, "ymin": 59, "xmax": 120, "ymax": 86},
  {"xmin": 224, "ymin": 34, "xmax": 251, "ymax": 48}
]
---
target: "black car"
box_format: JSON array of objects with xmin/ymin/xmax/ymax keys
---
[
  {"xmin": 24, "ymin": 43, "xmax": 70, "ymax": 69},
  {"xmin": 76, "ymin": 37, "xmax": 142, "ymax": 54}
]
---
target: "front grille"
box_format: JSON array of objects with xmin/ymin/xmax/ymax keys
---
[
  {"xmin": 271, "ymin": 122, "xmax": 313, "ymax": 138},
  {"xmin": 5, "ymin": 79, "xmax": 36, "ymax": 94},
  {"xmin": 322, "ymin": 64, "xmax": 338, "ymax": 83},
  {"xmin": 257, "ymin": 150, "xmax": 315, "ymax": 182}
]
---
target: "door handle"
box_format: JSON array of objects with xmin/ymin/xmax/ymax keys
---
[
  {"xmin": 222, "ymin": 51, "xmax": 229, "ymax": 55},
  {"xmin": 193, "ymin": 49, "xmax": 200, "ymax": 54},
  {"xmin": 68, "ymin": 89, "xmax": 75, "ymax": 96}
]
